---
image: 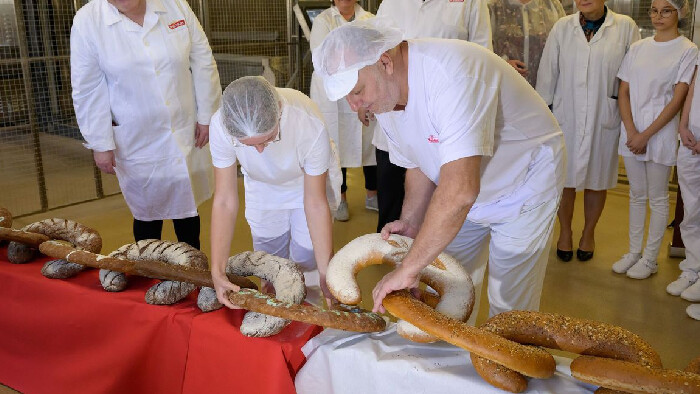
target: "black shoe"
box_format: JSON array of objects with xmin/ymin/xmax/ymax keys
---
[
  {"xmin": 556, "ymin": 249, "xmax": 573, "ymax": 262},
  {"xmin": 577, "ymin": 249, "xmax": 594, "ymax": 261}
]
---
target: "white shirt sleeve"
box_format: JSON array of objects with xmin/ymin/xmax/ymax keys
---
[
  {"xmin": 208, "ymin": 111, "xmax": 238, "ymax": 168},
  {"xmin": 676, "ymin": 45, "xmax": 699, "ymax": 85},
  {"xmin": 535, "ymin": 20, "xmax": 561, "ymax": 105},
  {"xmin": 301, "ymin": 121, "xmax": 332, "ymax": 176},
  {"xmin": 70, "ymin": 19, "xmax": 116, "ymax": 153},
  {"xmin": 617, "ymin": 42, "xmax": 636, "ymax": 83},
  {"xmin": 179, "ymin": 0, "xmax": 221, "ymax": 125},
  {"xmin": 432, "ymin": 67, "xmax": 498, "ymax": 166},
  {"xmin": 467, "ymin": 0, "xmax": 493, "ymax": 50}
]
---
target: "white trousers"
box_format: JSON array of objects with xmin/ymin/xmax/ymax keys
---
[
  {"xmin": 445, "ymin": 198, "xmax": 558, "ymax": 325},
  {"xmin": 677, "ymin": 146, "xmax": 700, "ymax": 274},
  {"xmin": 245, "ymin": 207, "xmax": 322, "ymax": 304},
  {"xmin": 623, "ymin": 158, "xmax": 672, "ymax": 260}
]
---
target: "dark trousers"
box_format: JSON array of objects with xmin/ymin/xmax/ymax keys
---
[
  {"xmin": 340, "ymin": 166, "xmax": 378, "ymax": 194},
  {"xmin": 376, "ymin": 149, "xmax": 405, "ymax": 232},
  {"xmin": 133, "ymin": 215, "xmax": 201, "ymax": 249}
]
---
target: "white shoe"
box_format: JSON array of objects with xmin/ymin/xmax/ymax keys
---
[
  {"xmin": 334, "ymin": 200, "xmax": 349, "ymax": 222},
  {"xmin": 667, "ymin": 271, "xmax": 698, "ymax": 296},
  {"xmin": 365, "ymin": 195, "xmax": 378, "ymax": 211},
  {"xmin": 612, "ymin": 253, "xmax": 641, "ymax": 274},
  {"xmin": 681, "ymin": 279, "xmax": 700, "ymax": 302},
  {"xmin": 626, "ymin": 257, "xmax": 658, "ymax": 279},
  {"xmin": 687, "ymin": 304, "xmax": 700, "ymax": 320}
]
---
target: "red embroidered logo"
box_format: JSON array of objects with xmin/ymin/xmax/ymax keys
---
[
  {"xmin": 168, "ymin": 20, "xmax": 186, "ymax": 29},
  {"xmin": 427, "ymin": 135, "xmax": 440, "ymax": 143}
]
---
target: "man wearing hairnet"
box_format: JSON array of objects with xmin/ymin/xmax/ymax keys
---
[
  {"xmin": 313, "ymin": 18, "xmax": 565, "ymax": 320},
  {"xmin": 208, "ymin": 76, "xmax": 341, "ymax": 308}
]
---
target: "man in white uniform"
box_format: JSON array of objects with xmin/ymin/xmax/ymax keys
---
[
  {"xmin": 367, "ymin": 0, "xmax": 493, "ymax": 231},
  {"xmin": 313, "ymin": 18, "xmax": 565, "ymax": 319}
]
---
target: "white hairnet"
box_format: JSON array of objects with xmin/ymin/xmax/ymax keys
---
[
  {"xmin": 221, "ymin": 76, "xmax": 280, "ymax": 140},
  {"xmin": 311, "ymin": 17, "xmax": 403, "ymax": 101},
  {"xmin": 667, "ymin": 0, "xmax": 690, "ymax": 19}
]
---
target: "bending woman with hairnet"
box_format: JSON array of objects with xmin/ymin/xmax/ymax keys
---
[
  {"xmin": 209, "ymin": 76, "xmax": 341, "ymax": 308},
  {"xmin": 612, "ymin": 0, "xmax": 697, "ymax": 280}
]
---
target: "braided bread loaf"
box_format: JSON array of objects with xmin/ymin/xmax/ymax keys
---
[
  {"xmin": 7, "ymin": 219, "xmax": 101, "ymax": 280},
  {"xmin": 198, "ymin": 251, "xmax": 306, "ymax": 337},
  {"xmin": 106, "ymin": 240, "xmax": 208, "ymax": 305}
]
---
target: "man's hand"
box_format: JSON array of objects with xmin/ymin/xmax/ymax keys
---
[
  {"xmin": 371, "ymin": 263, "xmax": 421, "ymax": 313},
  {"xmin": 380, "ymin": 219, "xmax": 420, "ymax": 240},
  {"xmin": 626, "ymin": 131, "xmax": 649, "ymax": 155},
  {"xmin": 507, "ymin": 59, "xmax": 528, "ymax": 76},
  {"xmin": 357, "ymin": 107, "xmax": 375, "ymax": 127},
  {"xmin": 93, "ymin": 150, "xmax": 116, "ymax": 174},
  {"xmin": 212, "ymin": 272, "xmax": 243, "ymax": 309},
  {"xmin": 195, "ymin": 123, "xmax": 210, "ymax": 148}
]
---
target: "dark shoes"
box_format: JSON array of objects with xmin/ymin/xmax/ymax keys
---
[
  {"xmin": 557, "ymin": 248, "xmax": 594, "ymax": 262},
  {"xmin": 556, "ymin": 249, "xmax": 573, "ymax": 262},
  {"xmin": 576, "ymin": 249, "xmax": 594, "ymax": 261}
]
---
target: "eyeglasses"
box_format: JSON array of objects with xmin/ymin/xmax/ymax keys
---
[
  {"xmin": 648, "ymin": 8, "xmax": 678, "ymax": 18},
  {"xmin": 231, "ymin": 129, "xmax": 281, "ymax": 148}
]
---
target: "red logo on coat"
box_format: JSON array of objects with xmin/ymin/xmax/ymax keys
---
[
  {"xmin": 427, "ymin": 135, "xmax": 440, "ymax": 143},
  {"xmin": 168, "ymin": 20, "xmax": 186, "ymax": 29}
]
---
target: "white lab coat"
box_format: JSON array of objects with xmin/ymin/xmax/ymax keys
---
[
  {"xmin": 376, "ymin": 0, "xmax": 493, "ymax": 49},
  {"xmin": 489, "ymin": 0, "xmax": 564, "ymax": 87},
  {"xmin": 617, "ymin": 36, "xmax": 698, "ymax": 166},
  {"xmin": 309, "ymin": 5, "xmax": 376, "ymax": 168},
  {"xmin": 71, "ymin": 0, "xmax": 221, "ymax": 221},
  {"xmin": 536, "ymin": 10, "xmax": 640, "ymax": 191}
]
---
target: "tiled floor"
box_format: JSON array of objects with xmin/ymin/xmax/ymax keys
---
[{"xmin": 2, "ymin": 168, "xmax": 698, "ymax": 392}]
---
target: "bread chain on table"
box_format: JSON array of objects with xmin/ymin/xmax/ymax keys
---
[
  {"xmin": 382, "ymin": 290, "xmax": 557, "ymax": 379},
  {"xmin": 37, "ymin": 240, "xmax": 386, "ymax": 333},
  {"xmin": 571, "ymin": 356, "xmax": 700, "ymax": 394},
  {"xmin": 470, "ymin": 310, "xmax": 663, "ymax": 393}
]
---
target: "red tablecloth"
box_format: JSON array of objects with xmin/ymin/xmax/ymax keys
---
[{"xmin": 0, "ymin": 246, "xmax": 322, "ymax": 394}]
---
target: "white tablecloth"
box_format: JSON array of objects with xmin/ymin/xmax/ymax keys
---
[{"xmin": 296, "ymin": 324, "xmax": 598, "ymax": 394}]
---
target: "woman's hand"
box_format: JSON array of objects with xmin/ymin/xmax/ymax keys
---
[
  {"xmin": 626, "ymin": 131, "xmax": 649, "ymax": 155},
  {"xmin": 507, "ymin": 59, "xmax": 528, "ymax": 76},
  {"xmin": 93, "ymin": 150, "xmax": 116, "ymax": 174},
  {"xmin": 680, "ymin": 125, "xmax": 697, "ymax": 149},
  {"xmin": 212, "ymin": 271, "xmax": 242, "ymax": 309},
  {"xmin": 195, "ymin": 123, "xmax": 210, "ymax": 148}
]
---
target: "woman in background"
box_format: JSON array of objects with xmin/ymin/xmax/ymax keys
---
[{"xmin": 612, "ymin": 0, "xmax": 697, "ymax": 279}]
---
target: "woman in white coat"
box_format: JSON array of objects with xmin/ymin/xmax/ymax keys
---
[
  {"xmin": 675, "ymin": 62, "xmax": 700, "ymax": 320},
  {"xmin": 209, "ymin": 77, "xmax": 340, "ymax": 308},
  {"xmin": 71, "ymin": 0, "xmax": 221, "ymax": 248},
  {"xmin": 489, "ymin": 0, "xmax": 565, "ymax": 87},
  {"xmin": 536, "ymin": 0, "xmax": 640, "ymax": 262},
  {"xmin": 612, "ymin": 0, "xmax": 698, "ymax": 279},
  {"xmin": 310, "ymin": 0, "xmax": 376, "ymax": 222}
]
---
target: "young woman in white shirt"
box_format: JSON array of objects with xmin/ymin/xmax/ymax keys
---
[
  {"xmin": 612, "ymin": 0, "xmax": 698, "ymax": 279},
  {"xmin": 208, "ymin": 77, "xmax": 339, "ymax": 308}
]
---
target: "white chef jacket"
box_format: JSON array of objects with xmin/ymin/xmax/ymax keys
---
[
  {"xmin": 617, "ymin": 36, "xmax": 698, "ymax": 166},
  {"xmin": 373, "ymin": 0, "xmax": 494, "ymax": 153},
  {"xmin": 375, "ymin": 39, "xmax": 564, "ymax": 224},
  {"xmin": 489, "ymin": 0, "xmax": 564, "ymax": 87},
  {"xmin": 209, "ymin": 88, "xmax": 341, "ymax": 211},
  {"xmin": 689, "ymin": 55, "xmax": 700, "ymax": 138},
  {"xmin": 536, "ymin": 10, "xmax": 640, "ymax": 191},
  {"xmin": 309, "ymin": 5, "xmax": 376, "ymax": 168},
  {"xmin": 71, "ymin": 0, "xmax": 221, "ymax": 220}
]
